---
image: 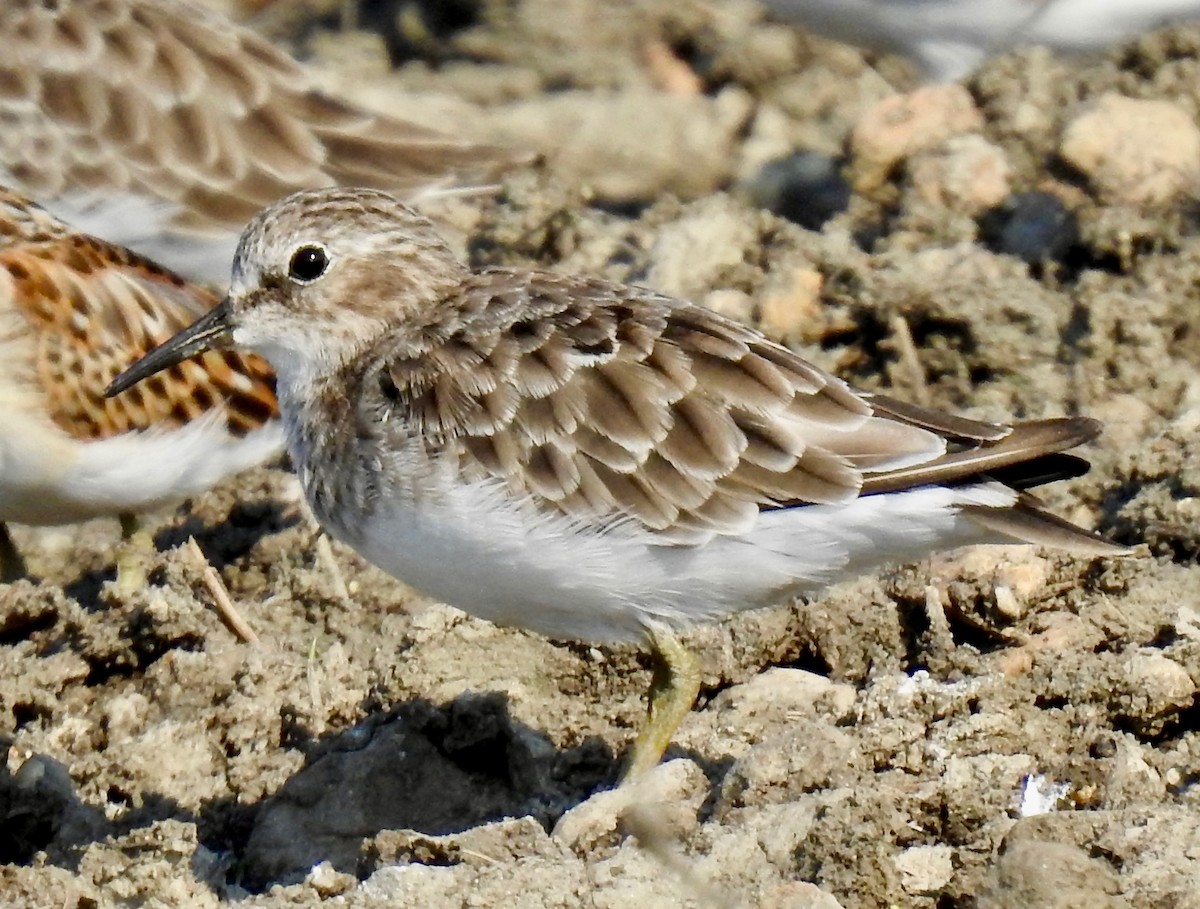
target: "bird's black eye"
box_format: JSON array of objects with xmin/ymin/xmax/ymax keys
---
[{"xmin": 288, "ymin": 245, "xmax": 329, "ymax": 283}]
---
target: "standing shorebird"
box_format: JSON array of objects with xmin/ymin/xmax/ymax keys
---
[
  {"xmin": 0, "ymin": 0, "xmax": 523, "ymax": 283},
  {"xmin": 109, "ymin": 188, "xmax": 1124, "ymax": 778},
  {"xmin": 0, "ymin": 187, "xmax": 280, "ymax": 582}
]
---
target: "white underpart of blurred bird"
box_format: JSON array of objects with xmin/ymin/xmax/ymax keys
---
[{"xmin": 760, "ymin": 0, "xmax": 1200, "ymax": 80}]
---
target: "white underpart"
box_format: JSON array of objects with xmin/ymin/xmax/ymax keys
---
[
  {"xmin": 328, "ymin": 467, "xmax": 1019, "ymax": 645},
  {"xmin": 0, "ymin": 407, "xmax": 283, "ymax": 525},
  {"xmin": 35, "ymin": 190, "xmax": 239, "ymax": 285},
  {"xmin": 760, "ymin": 0, "xmax": 1200, "ymax": 80}
]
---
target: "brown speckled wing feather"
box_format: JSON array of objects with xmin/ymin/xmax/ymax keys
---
[
  {"xmin": 0, "ymin": 189, "xmax": 277, "ymax": 441},
  {"xmin": 0, "ymin": 0, "xmax": 520, "ymax": 233},
  {"xmin": 380, "ymin": 269, "xmax": 959, "ymax": 542}
]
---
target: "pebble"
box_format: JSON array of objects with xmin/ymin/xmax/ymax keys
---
[
  {"xmin": 849, "ymin": 85, "xmax": 984, "ymax": 193},
  {"xmin": 894, "ymin": 844, "xmax": 955, "ymax": 894},
  {"xmin": 746, "ymin": 151, "xmax": 852, "ymax": 229},
  {"xmin": 718, "ymin": 720, "xmax": 863, "ymax": 809},
  {"xmin": 978, "ymin": 838, "xmax": 1129, "ymax": 909},
  {"xmin": 908, "ymin": 133, "xmax": 1012, "ymax": 214},
  {"xmin": 552, "ymin": 759, "xmax": 708, "ymax": 855},
  {"xmin": 305, "ymin": 861, "xmax": 356, "ymax": 897},
  {"xmin": 1103, "ymin": 738, "xmax": 1165, "ymax": 807},
  {"xmin": 1118, "ymin": 651, "xmax": 1195, "ymax": 734},
  {"xmin": 701, "ymin": 667, "xmax": 857, "ymax": 755},
  {"xmin": 1060, "ymin": 94, "xmax": 1200, "ymax": 206},
  {"xmin": 978, "ymin": 191, "xmax": 1079, "ymax": 264},
  {"xmin": 759, "ymin": 266, "xmax": 824, "ymax": 339}
]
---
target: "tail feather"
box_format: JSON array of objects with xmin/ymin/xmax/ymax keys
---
[
  {"xmin": 960, "ymin": 494, "xmax": 1129, "ymax": 556},
  {"xmin": 856, "ymin": 408, "xmax": 1123, "ymax": 555}
]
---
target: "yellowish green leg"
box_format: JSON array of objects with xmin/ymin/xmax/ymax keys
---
[
  {"xmin": 0, "ymin": 523, "xmax": 28, "ymax": 583},
  {"xmin": 622, "ymin": 628, "xmax": 702, "ymax": 782},
  {"xmin": 113, "ymin": 513, "xmax": 155, "ymax": 596}
]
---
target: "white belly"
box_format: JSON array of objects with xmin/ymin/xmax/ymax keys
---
[
  {"xmin": 334, "ymin": 477, "xmax": 656, "ymax": 643},
  {"xmin": 319, "ymin": 470, "xmax": 1011, "ymax": 645},
  {"xmin": 0, "ymin": 409, "xmax": 283, "ymax": 526}
]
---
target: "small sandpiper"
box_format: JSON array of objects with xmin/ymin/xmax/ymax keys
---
[
  {"xmin": 108, "ymin": 187, "xmax": 1125, "ymax": 778},
  {"xmin": 0, "ymin": 186, "xmax": 280, "ymax": 581}
]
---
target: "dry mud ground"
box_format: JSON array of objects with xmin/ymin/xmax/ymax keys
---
[{"xmin": 3, "ymin": 1, "xmax": 1200, "ymax": 907}]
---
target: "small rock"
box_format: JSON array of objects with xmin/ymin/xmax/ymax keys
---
[
  {"xmin": 992, "ymin": 584, "xmax": 1023, "ymax": 621},
  {"xmin": 759, "ymin": 268, "xmax": 824, "ymax": 339},
  {"xmin": 850, "ymin": 85, "xmax": 984, "ymax": 192},
  {"xmin": 641, "ymin": 39, "xmax": 704, "ymax": 95},
  {"xmin": 718, "ymin": 720, "xmax": 862, "ymax": 809},
  {"xmin": 978, "ymin": 838, "xmax": 1129, "ymax": 909},
  {"xmin": 698, "ymin": 668, "xmax": 857, "ymax": 757},
  {"xmin": 746, "ymin": 151, "xmax": 852, "ymax": 229},
  {"xmin": 978, "ymin": 192, "xmax": 1079, "ymax": 264},
  {"xmin": 761, "ymin": 881, "xmax": 848, "ymax": 909},
  {"xmin": 305, "ymin": 860, "xmax": 355, "ymax": 897},
  {"xmin": 1103, "ymin": 739, "xmax": 1164, "ymax": 807},
  {"xmin": 928, "ymin": 546, "xmax": 1052, "ymax": 602},
  {"xmin": 908, "ymin": 134, "xmax": 1012, "ymax": 214},
  {"xmin": 1115, "ymin": 651, "xmax": 1195, "ymax": 735},
  {"xmin": 752, "ymin": 801, "xmax": 822, "ymax": 869},
  {"xmin": 552, "ymin": 759, "xmax": 707, "ymax": 854},
  {"xmin": 646, "ymin": 196, "xmax": 760, "ymax": 299},
  {"xmin": 1060, "ymin": 94, "xmax": 1200, "ymax": 206},
  {"xmin": 994, "ymin": 613, "xmax": 1105, "ymax": 678},
  {"xmin": 894, "ymin": 844, "xmax": 955, "ymax": 895}
]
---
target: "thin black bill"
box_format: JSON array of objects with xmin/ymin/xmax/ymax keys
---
[{"xmin": 106, "ymin": 301, "xmax": 234, "ymax": 397}]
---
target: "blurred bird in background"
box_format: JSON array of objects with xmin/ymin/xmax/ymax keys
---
[
  {"xmin": 0, "ymin": 0, "xmax": 525, "ymax": 283},
  {"xmin": 760, "ymin": 0, "xmax": 1200, "ymax": 80}
]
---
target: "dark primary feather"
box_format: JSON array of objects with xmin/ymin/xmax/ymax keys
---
[{"xmin": 859, "ymin": 417, "xmax": 1101, "ymax": 495}]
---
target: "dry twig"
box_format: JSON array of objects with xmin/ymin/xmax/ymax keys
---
[
  {"xmin": 889, "ymin": 314, "xmax": 930, "ymax": 406},
  {"xmin": 183, "ymin": 537, "xmax": 260, "ymax": 647}
]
